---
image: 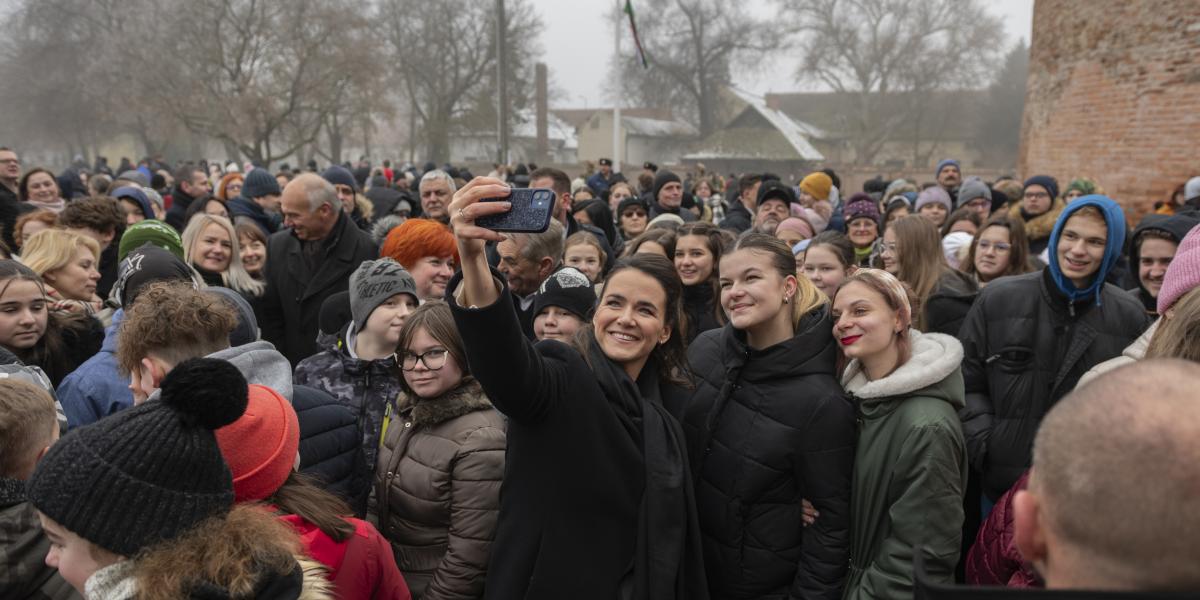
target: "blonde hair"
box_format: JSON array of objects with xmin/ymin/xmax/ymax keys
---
[
  {"xmin": 726, "ymin": 232, "xmax": 826, "ymax": 328},
  {"xmin": 182, "ymin": 215, "xmax": 265, "ymax": 297},
  {"xmin": 837, "ymin": 268, "xmax": 915, "ymax": 366},
  {"xmin": 21, "ymin": 229, "xmax": 100, "ymax": 278},
  {"xmin": 1146, "ymin": 287, "xmax": 1200, "ymax": 362}
]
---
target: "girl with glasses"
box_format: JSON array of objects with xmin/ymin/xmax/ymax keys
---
[
  {"xmin": 961, "ymin": 215, "xmax": 1035, "ymax": 288},
  {"xmin": 372, "ymin": 300, "xmax": 506, "ymax": 599}
]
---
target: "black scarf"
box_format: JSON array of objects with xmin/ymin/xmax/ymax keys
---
[{"xmin": 586, "ymin": 337, "xmax": 708, "ymax": 600}]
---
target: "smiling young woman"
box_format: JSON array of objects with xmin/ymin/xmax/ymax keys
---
[
  {"xmin": 445, "ymin": 176, "xmax": 706, "ymax": 600},
  {"xmin": 0, "ymin": 260, "xmax": 102, "ymax": 386},
  {"xmin": 674, "ymin": 222, "xmax": 729, "ymax": 343},
  {"xmin": 675, "ymin": 232, "xmax": 855, "ymax": 599},
  {"xmin": 830, "ymin": 268, "xmax": 967, "ymax": 599}
]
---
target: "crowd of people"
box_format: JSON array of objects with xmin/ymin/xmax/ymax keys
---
[{"xmin": 1, "ymin": 145, "xmax": 1199, "ymax": 600}]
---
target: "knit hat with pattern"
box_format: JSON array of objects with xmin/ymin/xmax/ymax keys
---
[{"xmin": 26, "ymin": 358, "xmax": 248, "ymax": 557}]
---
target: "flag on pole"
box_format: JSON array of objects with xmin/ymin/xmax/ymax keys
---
[{"xmin": 623, "ymin": 0, "xmax": 650, "ymax": 69}]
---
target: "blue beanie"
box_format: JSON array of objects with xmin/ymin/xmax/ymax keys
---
[
  {"xmin": 935, "ymin": 159, "xmax": 960, "ymax": 179},
  {"xmin": 1047, "ymin": 194, "xmax": 1126, "ymax": 306},
  {"xmin": 111, "ymin": 186, "xmax": 155, "ymax": 220},
  {"xmin": 321, "ymin": 165, "xmax": 359, "ymax": 193},
  {"xmin": 1023, "ymin": 175, "xmax": 1059, "ymax": 202},
  {"xmin": 241, "ymin": 168, "xmax": 281, "ymax": 199}
]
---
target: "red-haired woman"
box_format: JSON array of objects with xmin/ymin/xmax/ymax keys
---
[{"xmin": 381, "ymin": 218, "xmax": 460, "ymax": 302}]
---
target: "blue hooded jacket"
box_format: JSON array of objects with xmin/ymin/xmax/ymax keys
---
[{"xmin": 1047, "ymin": 194, "xmax": 1126, "ymax": 305}]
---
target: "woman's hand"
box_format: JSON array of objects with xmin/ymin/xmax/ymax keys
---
[
  {"xmin": 447, "ymin": 177, "xmax": 512, "ymax": 308},
  {"xmin": 448, "ymin": 177, "xmax": 513, "ymax": 257},
  {"xmin": 801, "ymin": 498, "xmax": 819, "ymax": 527}
]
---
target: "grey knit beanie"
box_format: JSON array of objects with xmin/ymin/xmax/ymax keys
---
[{"xmin": 350, "ymin": 258, "xmax": 418, "ymax": 328}]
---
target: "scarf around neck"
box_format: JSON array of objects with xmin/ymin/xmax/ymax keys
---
[{"xmin": 584, "ymin": 336, "xmax": 708, "ymax": 600}]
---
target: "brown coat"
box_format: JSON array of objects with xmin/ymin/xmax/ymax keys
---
[{"xmin": 371, "ymin": 378, "xmax": 506, "ymax": 600}]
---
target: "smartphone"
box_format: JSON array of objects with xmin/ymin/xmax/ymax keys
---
[{"xmin": 475, "ymin": 187, "xmax": 555, "ymax": 233}]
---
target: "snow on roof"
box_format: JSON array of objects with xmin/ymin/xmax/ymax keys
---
[
  {"xmin": 724, "ymin": 88, "xmax": 826, "ymax": 161},
  {"xmin": 622, "ymin": 116, "xmax": 698, "ymax": 138}
]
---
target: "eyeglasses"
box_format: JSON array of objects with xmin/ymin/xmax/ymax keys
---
[
  {"xmin": 1024, "ymin": 191, "xmax": 1050, "ymax": 200},
  {"xmin": 398, "ymin": 348, "xmax": 449, "ymax": 371},
  {"xmin": 977, "ymin": 240, "xmax": 1012, "ymax": 252},
  {"xmin": 880, "ymin": 242, "xmax": 898, "ymax": 254},
  {"xmin": 622, "ymin": 209, "xmax": 647, "ymax": 218}
]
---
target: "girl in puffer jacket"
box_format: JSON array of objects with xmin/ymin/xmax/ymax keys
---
[
  {"xmin": 677, "ymin": 233, "xmax": 855, "ymax": 599},
  {"xmin": 216, "ymin": 383, "xmax": 412, "ymax": 600},
  {"xmin": 370, "ymin": 301, "xmax": 506, "ymax": 600}
]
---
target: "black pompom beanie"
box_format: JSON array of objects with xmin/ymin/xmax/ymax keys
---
[{"xmin": 26, "ymin": 358, "xmax": 249, "ymax": 557}]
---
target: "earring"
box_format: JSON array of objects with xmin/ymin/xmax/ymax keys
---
[{"xmin": 783, "ymin": 295, "xmax": 790, "ymax": 304}]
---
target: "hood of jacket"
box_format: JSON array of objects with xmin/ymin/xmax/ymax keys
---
[
  {"xmin": 930, "ymin": 268, "xmax": 979, "ymax": 301},
  {"xmin": 1009, "ymin": 196, "xmax": 1065, "ymax": 242},
  {"xmin": 1047, "ymin": 195, "xmax": 1127, "ymax": 305},
  {"xmin": 715, "ymin": 304, "xmax": 837, "ymax": 383},
  {"xmin": 398, "ymin": 377, "xmax": 493, "ymax": 427},
  {"xmin": 1127, "ymin": 213, "xmax": 1200, "ymax": 299},
  {"xmin": 842, "ymin": 330, "xmax": 964, "ymax": 407},
  {"xmin": 208, "ymin": 340, "xmax": 295, "ymax": 401}
]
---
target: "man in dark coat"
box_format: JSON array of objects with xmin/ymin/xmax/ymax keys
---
[
  {"xmin": 719, "ymin": 173, "xmax": 764, "ymax": 233},
  {"xmin": 648, "ymin": 170, "xmax": 698, "ymax": 223},
  {"xmin": 585, "ymin": 158, "xmax": 616, "ymax": 194},
  {"xmin": 164, "ymin": 164, "xmax": 212, "ymax": 232},
  {"xmin": 227, "ymin": 168, "xmax": 283, "ymax": 236},
  {"xmin": 260, "ymin": 173, "xmax": 377, "ymax": 365},
  {"xmin": 0, "ymin": 147, "xmax": 24, "ymax": 250},
  {"xmin": 958, "ymin": 195, "xmax": 1150, "ymax": 502}
]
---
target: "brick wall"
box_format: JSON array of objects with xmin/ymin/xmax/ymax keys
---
[{"xmin": 1019, "ymin": 0, "xmax": 1200, "ymax": 218}]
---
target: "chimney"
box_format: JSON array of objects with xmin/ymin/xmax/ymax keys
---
[{"xmin": 536, "ymin": 63, "xmax": 549, "ymax": 164}]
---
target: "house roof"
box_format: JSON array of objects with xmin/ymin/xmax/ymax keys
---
[
  {"xmin": 622, "ymin": 116, "xmax": 698, "ymax": 137},
  {"xmin": 684, "ymin": 89, "xmax": 825, "ymax": 162},
  {"xmin": 551, "ymin": 107, "xmax": 676, "ymax": 131},
  {"xmin": 763, "ymin": 89, "xmax": 985, "ymax": 141},
  {"xmin": 450, "ymin": 109, "xmax": 578, "ymax": 149}
]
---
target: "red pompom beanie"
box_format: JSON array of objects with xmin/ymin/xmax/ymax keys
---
[{"xmin": 215, "ymin": 384, "xmax": 300, "ymax": 502}]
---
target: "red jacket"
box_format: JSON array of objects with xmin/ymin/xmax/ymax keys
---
[
  {"xmin": 964, "ymin": 471, "xmax": 1041, "ymax": 588},
  {"xmin": 283, "ymin": 514, "xmax": 412, "ymax": 600}
]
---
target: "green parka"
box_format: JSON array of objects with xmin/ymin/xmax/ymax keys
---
[{"xmin": 841, "ymin": 330, "xmax": 968, "ymax": 600}]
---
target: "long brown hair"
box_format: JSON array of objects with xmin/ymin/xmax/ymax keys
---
[
  {"xmin": 1146, "ymin": 287, "xmax": 1200, "ymax": 362},
  {"xmin": 267, "ymin": 471, "xmax": 354, "ymax": 542},
  {"xmin": 890, "ymin": 216, "xmax": 948, "ymax": 330},
  {"xmin": 961, "ymin": 214, "xmax": 1034, "ymax": 283},
  {"xmin": 676, "ymin": 221, "xmax": 731, "ymax": 328}
]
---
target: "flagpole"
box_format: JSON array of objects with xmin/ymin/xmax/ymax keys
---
[{"xmin": 612, "ymin": 0, "xmax": 621, "ymax": 174}]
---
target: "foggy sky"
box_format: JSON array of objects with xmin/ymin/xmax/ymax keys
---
[{"xmin": 532, "ymin": 0, "xmax": 1034, "ymax": 108}]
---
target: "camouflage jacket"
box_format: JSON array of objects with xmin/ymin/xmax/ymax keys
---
[
  {"xmin": 0, "ymin": 477, "xmax": 79, "ymax": 599},
  {"xmin": 293, "ymin": 326, "xmax": 404, "ymax": 477}
]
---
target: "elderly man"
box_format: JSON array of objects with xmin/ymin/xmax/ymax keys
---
[
  {"xmin": 419, "ymin": 169, "xmax": 455, "ymax": 224},
  {"xmin": 260, "ymin": 173, "xmax": 376, "ymax": 364},
  {"xmin": 935, "ymin": 159, "xmax": 962, "ymax": 204},
  {"xmin": 753, "ymin": 179, "xmax": 795, "ymax": 234},
  {"xmin": 496, "ymin": 219, "xmax": 564, "ymax": 338}
]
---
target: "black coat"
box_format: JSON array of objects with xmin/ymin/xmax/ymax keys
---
[
  {"xmin": 448, "ymin": 272, "xmax": 704, "ymax": 600},
  {"xmin": 681, "ymin": 283, "xmax": 722, "ymax": 345},
  {"xmin": 259, "ymin": 211, "xmax": 377, "ymax": 365},
  {"xmin": 958, "ymin": 269, "xmax": 1150, "ymax": 500},
  {"xmin": 675, "ymin": 310, "xmax": 854, "ymax": 600},
  {"xmin": 293, "ymin": 384, "xmax": 366, "ymax": 514},
  {"xmin": 925, "ymin": 269, "xmax": 980, "ymax": 337},
  {"xmin": 720, "ymin": 202, "xmax": 753, "ymax": 234},
  {"xmin": 165, "ymin": 185, "xmax": 201, "ymax": 233},
  {"xmin": 0, "ymin": 184, "xmax": 20, "ymax": 251}
]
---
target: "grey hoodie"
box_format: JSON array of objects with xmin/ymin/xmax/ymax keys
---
[{"xmin": 145, "ymin": 340, "xmax": 294, "ymax": 403}]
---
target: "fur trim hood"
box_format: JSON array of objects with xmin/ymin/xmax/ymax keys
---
[
  {"xmin": 1009, "ymin": 196, "xmax": 1065, "ymax": 242},
  {"xmin": 398, "ymin": 377, "xmax": 493, "ymax": 427},
  {"xmin": 841, "ymin": 330, "xmax": 964, "ymax": 406}
]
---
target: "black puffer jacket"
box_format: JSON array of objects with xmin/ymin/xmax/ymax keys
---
[
  {"xmin": 958, "ymin": 269, "xmax": 1150, "ymax": 500},
  {"xmin": 924, "ymin": 269, "xmax": 979, "ymax": 337},
  {"xmin": 293, "ymin": 385, "xmax": 364, "ymax": 509},
  {"xmin": 674, "ymin": 308, "xmax": 855, "ymax": 599}
]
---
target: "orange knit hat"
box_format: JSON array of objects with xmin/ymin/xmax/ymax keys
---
[
  {"xmin": 800, "ymin": 172, "xmax": 833, "ymax": 202},
  {"xmin": 215, "ymin": 384, "xmax": 300, "ymax": 503}
]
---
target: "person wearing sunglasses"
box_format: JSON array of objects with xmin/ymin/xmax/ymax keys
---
[
  {"xmin": 294, "ymin": 258, "xmax": 420, "ymax": 503},
  {"xmin": 372, "ymin": 300, "xmax": 506, "ymax": 600}
]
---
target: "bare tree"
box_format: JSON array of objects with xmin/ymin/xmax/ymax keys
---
[
  {"xmin": 610, "ymin": 0, "xmax": 780, "ymax": 138},
  {"xmin": 122, "ymin": 0, "xmax": 382, "ymax": 167},
  {"xmin": 380, "ymin": 0, "xmax": 541, "ymax": 163},
  {"xmin": 781, "ymin": 0, "xmax": 1004, "ymax": 165}
]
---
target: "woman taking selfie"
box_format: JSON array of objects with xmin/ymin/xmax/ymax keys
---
[
  {"xmin": 445, "ymin": 177, "xmax": 707, "ymax": 600},
  {"xmin": 680, "ymin": 233, "xmax": 854, "ymax": 599},
  {"xmin": 831, "ymin": 269, "xmax": 967, "ymax": 599}
]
